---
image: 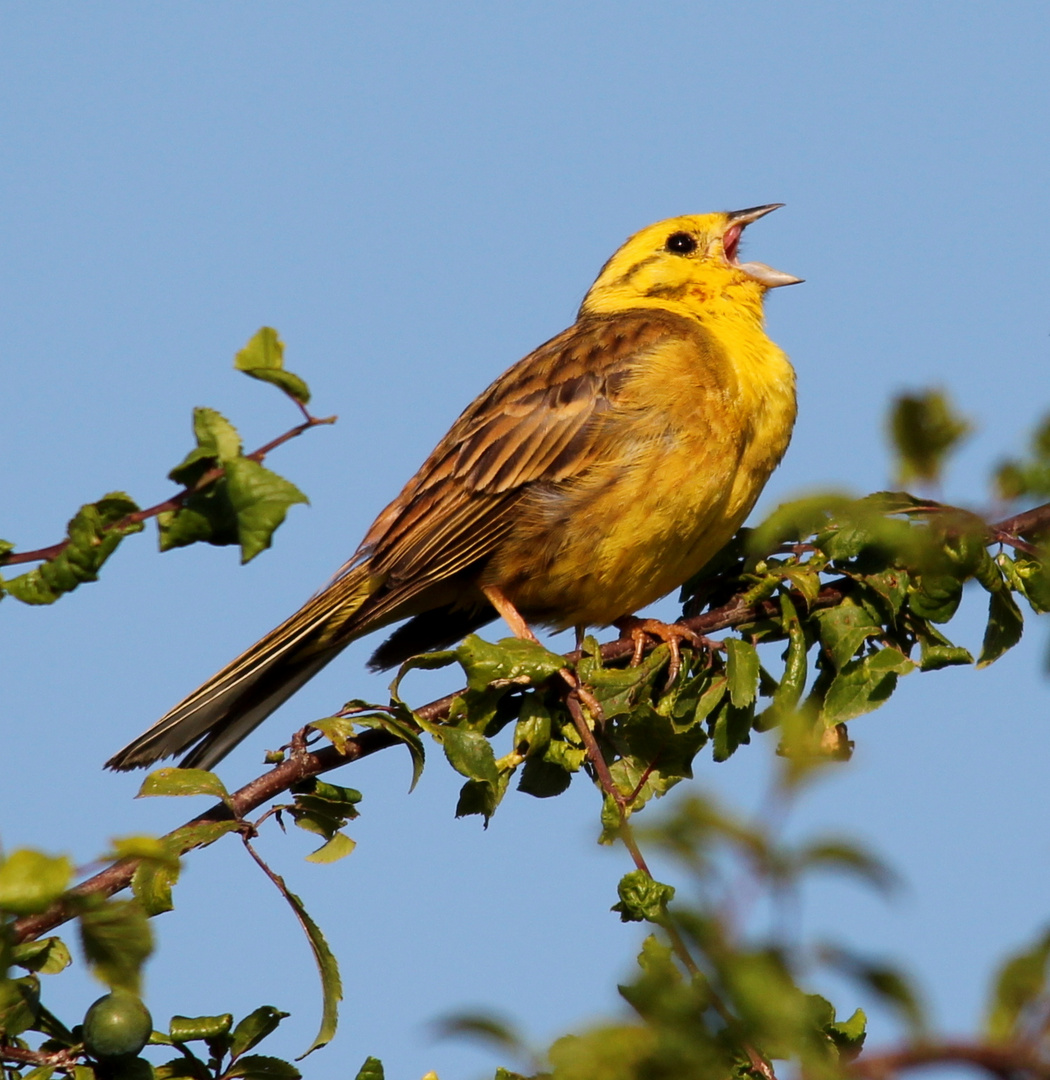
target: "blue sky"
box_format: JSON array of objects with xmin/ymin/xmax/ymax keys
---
[{"xmin": 2, "ymin": 4, "xmax": 1050, "ymax": 1077}]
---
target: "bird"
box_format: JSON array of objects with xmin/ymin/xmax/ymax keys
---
[{"xmin": 106, "ymin": 205, "xmax": 801, "ymax": 772}]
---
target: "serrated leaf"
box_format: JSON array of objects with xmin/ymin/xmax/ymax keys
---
[
  {"xmin": 225, "ymin": 1055, "xmax": 302, "ymax": 1080},
  {"xmin": 307, "ymin": 717, "xmax": 357, "ymax": 753},
  {"xmin": 137, "ymin": 768, "xmax": 232, "ymax": 806},
  {"xmin": 611, "ymin": 870, "xmax": 675, "ymax": 923},
  {"xmin": 814, "ymin": 599, "xmax": 882, "ymax": 671},
  {"xmin": 10, "ymin": 936, "xmax": 72, "ymax": 975},
  {"xmin": 157, "ymin": 482, "xmax": 239, "ymax": 552},
  {"xmin": 224, "ymin": 456, "xmax": 308, "ymax": 563},
  {"xmin": 0, "ymin": 850, "xmax": 73, "ymax": 915},
  {"xmin": 440, "ymin": 727, "xmax": 499, "ymax": 784},
  {"xmin": 726, "ymin": 638, "xmax": 759, "ymax": 708},
  {"xmin": 4, "ymin": 495, "xmax": 143, "ymax": 605},
  {"xmin": 234, "ymin": 327, "xmax": 311, "ymax": 406},
  {"xmin": 230, "ymin": 1007, "xmax": 290, "ymax": 1060},
  {"xmin": 824, "ymin": 1007, "xmax": 867, "ymax": 1059},
  {"xmin": 978, "ymin": 586, "xmax": 1024, "ymax": 667},
  {"xmin": 823, "ymin": 648, "xmax": 915, "ymax": 724},
  {"xmin": 711, "ymin": 701, "xmax": 752, "ymax": 762},
  {"xmin": 79, "ymin": 900, "xmax": 152, "ymax": 993},
  {"xmin": 453, "ymin": 634, "xmax": 565, "ymax": 692}
]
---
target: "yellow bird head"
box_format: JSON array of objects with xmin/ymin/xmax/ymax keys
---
[{"xmin": 580, "ymin": 204, "xmax": 802, "ymax": 323}]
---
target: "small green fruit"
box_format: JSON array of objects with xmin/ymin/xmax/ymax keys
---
[{"xmin": 83, "ymin": 991, "xmax": 153, "ymax": 1060}]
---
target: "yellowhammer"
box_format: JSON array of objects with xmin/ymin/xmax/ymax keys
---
[{"xmin": 107, "ymin": 205, "xmax": 801, "ymax": 771}]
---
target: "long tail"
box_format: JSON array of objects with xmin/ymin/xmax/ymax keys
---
[{"xmin": 105, "ymin": 562, "xmax": 384, "ymax": 771}]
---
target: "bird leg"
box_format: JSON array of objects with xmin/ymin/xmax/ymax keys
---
[
  {"xmin": 482, "ymin": 585, "xmax": 605, "ymax": 722},
  {"xmin": 613, "ymin": 616, "xmax": 713, "ymax": 685},
  {"xmin": 482, "ymin": 584, "xmax": 540, "ymax": 644}
]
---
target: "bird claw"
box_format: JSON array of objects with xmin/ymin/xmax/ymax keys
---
[{"xmin": 614, "ymin": 617, "xmax": 713, "ymax": 685}]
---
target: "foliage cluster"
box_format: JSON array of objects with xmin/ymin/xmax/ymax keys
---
[{"xmin": 3, "ymin": 346, "xmax": 1050, "ymax": 1080}]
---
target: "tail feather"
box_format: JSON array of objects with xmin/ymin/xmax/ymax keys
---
[{"xmin": 105, "ymin": 564, "xmax": 381, "ymax": 771}]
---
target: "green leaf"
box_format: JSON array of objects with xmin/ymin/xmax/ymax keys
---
[
  {"xmin": 978, "ymin": 586, "xmax": 1024, "ymax": 667},
  {"xmin": 748, "ymin": 492, "xmax": 854, "ymax": 554},
  {"xmin": 823, "ymin": 648, "xmax": 915, "ymax": 724},
  {"xmin": 710, "ymin": 701, "xmax": 753, "ymax": 762},
  {"xmin": 0, "ymin": 850, "xmax": 73, "ymax": 915},
  {"xmin": 223, "ymin": 456, "xmax": 309, "ymax": 563},
  {"xmin": 348, "ymin": 709, "xmax": 426, "ymax": 792},
  {"xmin": 131, "ymin": 858, "xmax": 179, "ymax": 917},
  {"xmin": 247, "ymin": 862, "xmax": 341, "ymax": 1058},
  {"xmin": 813, "ymin": 598, "xmax": 882, "ymax": 671},
  {"xmin": 304, "ymin": 833, "xmax": 356, "ymax": 864},
  {"xmin": 10, "ymin": 936, "xmax": 72, "ymax": 975},
  {"xmin": 517, "ymin": 756, "xmax": 572, "ymax": 798},
  {"xmin": 909, "ymin": 571, "xmax": 964, "ymax": 623},
  {"xmin": 353, "ymin": 1058, "xmax": 384, "ymax": 1080},
  {"xmin": 455, "ymin": 776, "xmax": 506, "ymax": 821},
  {"xmin": 234, "ymin": 327, "xmax": 311, "ymax": 406},
  {"xmin": 453, "ymin": 634, "xmax": 565, "ymax": 693},
  {"xmin": 230, "ymin": 1007, "xmax": 290, "ymax": 1060},
  {"xmin": 611, "ymin": 870, "xmax": 675, "ymax": 923},
  {"xmin": 440, "ymin": 727, "xmax": 499, "ymax": 784},
  {"xmin": 824, "ymin": 1006, "xmax": 867, "ymax": 1060},
  {"xmin": 137, "ymin": 768, "xmax": 232, "ymax": 806},
  {"xmin": 164, "ymin": 819, "xmax": 240, "ymax": 856},
  {"xmin": 156, "ymin": 482, "xmax": 239, "ymax": 552},
  {"xmin": 169, "ymin": 1014, "xmax": 233, "ymax": 1042},
  {"xmin": 0, "ymin": 975, "xmax": 40, "ymax": 1038},
  {"xmin": 307, "ymin": 717, "xmax": 358, "ymax": 754},
  {"xmin": 79, "ymin": 901, "xmax": 152, "ymax": 993},
  {"xmin": 1000, "ymin": 553, "xmax": 1050, "ymax": 614},
  {"xmin": 888, "ymin": 389, "xmax": 971, "ymax": 484},
  {"xmin": 4, "ymin": 495, "xmax": 142, "ymax": 605},
  {"xmin": 918, "ymin": 642, "xmax": 974, "ymax": 671},
  {"xmin": 987, "ymin": 929, "xmax": 1050, "ymax": 1041},
  {"xmin": 725, "ymin": 638, "xmax": 759, "ymax": 708},
  {"xmin": 225, "ymin": 1055, "xmax": 302, "ymax": 1080}
]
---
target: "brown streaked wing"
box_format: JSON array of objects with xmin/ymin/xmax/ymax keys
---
[{"xmin": 356, "ymin": 311, "xmax": 692, "ymax": 600}]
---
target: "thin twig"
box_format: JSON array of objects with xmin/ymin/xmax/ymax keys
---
[{"xmin": 0, "ymin": 413, "xmax": 336, "ymax": 568}]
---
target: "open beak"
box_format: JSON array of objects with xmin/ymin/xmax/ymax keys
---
[{"xmin": 722, "ymin": 203, "xmax": 803, "ymax": 288}]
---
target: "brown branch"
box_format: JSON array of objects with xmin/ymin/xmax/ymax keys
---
[
  {"xmin": 848, "ymin": 1040, "xmax": 1050, "ymax": 1080},
  {"xmin": 992, "ymin": 500, "xmax": 1050, "ymax": 548},
  {"xmin": 0, "ymin": 413, "xmax": 336, "ymax": 568},
  {"xmin": 11, "ymin": 580, "xmax": 847, "ymax": 945},
  {"xmin": 0, "ymin": 1043, "xmax": 78, "ymax": 1069},
  {"xmin": 16, "ymin": 492, "xmax": 1043, "ymax": 944}
]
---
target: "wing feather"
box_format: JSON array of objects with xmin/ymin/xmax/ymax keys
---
[{"xmin": 349, "ymin": 310, "xmax": 703, "ymax": 618}]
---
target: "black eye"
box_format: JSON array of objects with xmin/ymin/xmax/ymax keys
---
[{"xmin": 665, "ymin": 231, "xmax": 697, "ymax": 255}]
